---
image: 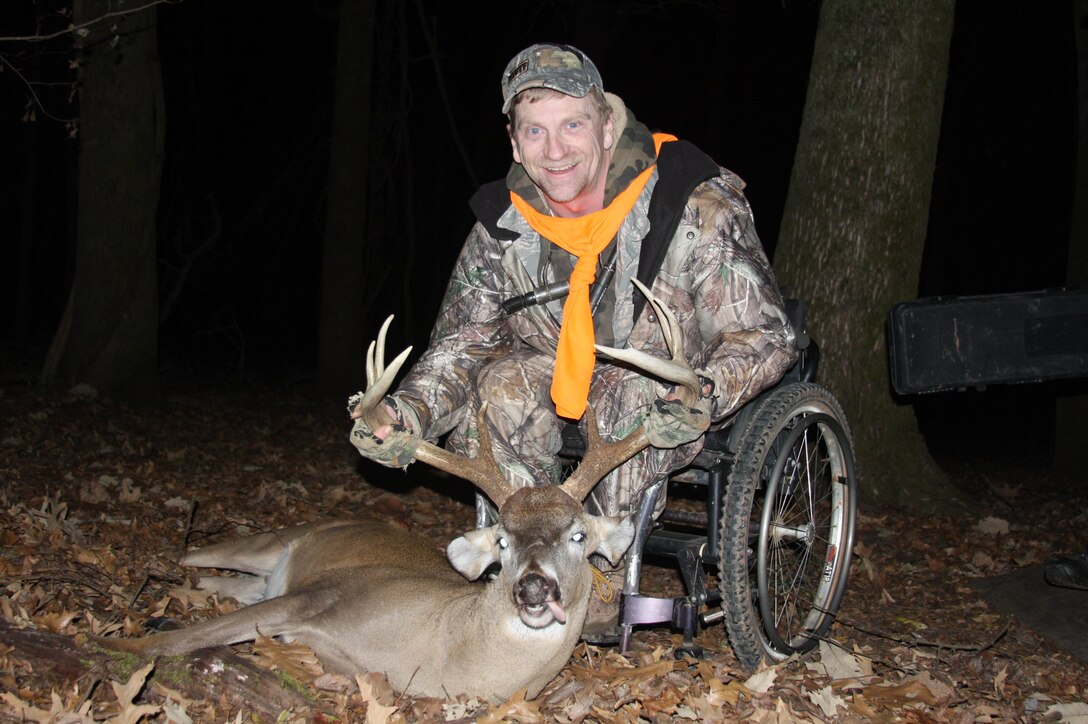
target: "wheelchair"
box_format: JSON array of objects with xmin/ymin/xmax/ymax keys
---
[
  {"xmin": 616, "ymin": 298, "xmax": 858, "ymax": 668},
  {"xmin": 476, "ymin": 299, "xmax": 858, "ymax": 670}
]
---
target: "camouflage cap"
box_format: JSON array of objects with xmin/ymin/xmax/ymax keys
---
[{"xmin": 501, "ymin": 43, "xmax": 604, "ymax": 114}]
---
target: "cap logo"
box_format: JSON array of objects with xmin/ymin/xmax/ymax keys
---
[{"xmin": 507, "ymin": 60, "xmax": 530, "ymax": 86}]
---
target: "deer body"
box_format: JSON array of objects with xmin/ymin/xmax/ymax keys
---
[
  {"xmin": 102, "ymin": 488, "xmax": 632, "ymax": 700},
  {"xmin": 101, "ymin": 283, "xmax": 703, "ymax": 701}
]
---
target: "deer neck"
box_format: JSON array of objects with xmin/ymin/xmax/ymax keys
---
[{"xmin": 460, "ymin": 566, "xmax": 594, "ymax": 691}]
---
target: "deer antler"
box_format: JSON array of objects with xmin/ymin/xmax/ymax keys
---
[
  {"xmin": 560, "ymin": 279, "xmax": 704, "ymax": 502},
  {"xmin": 413, "ymin": 406, "xmax": 513, "ymax": 507},
  {"xmin": 594, "ymin": 279, "xmax": 702, "ymax": 404},
  {"xmin": 351, "ymin": 315, "xmax": 414, "ymax": 424},
  {"xmin": 351, "ymin": 316, "xmax": 515, "ymax": 508}
]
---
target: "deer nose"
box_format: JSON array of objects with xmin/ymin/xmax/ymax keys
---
[{"xmin": 515, "ymin": 571, "xmax": 558, "ymax": 606}]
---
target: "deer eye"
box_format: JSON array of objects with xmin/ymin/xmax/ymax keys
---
[
  {"xmin": 497, "ymin": 536, "xmax": 509, "ymax": 550},
  {"xmin": 571, "ymin": 531, "xmax": 586, "ymax": 543}
]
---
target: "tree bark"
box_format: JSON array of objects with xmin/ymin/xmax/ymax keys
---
[
  {"xmin": 1052, "ymin": 0, "xmax": 1088, "ymax": 474},
  {"xmin": 774, "ymin": 0, "xmax": 958, "ymax": 510},
  {"xmin": 316, "ymin": 0, "xmax": 377, "ymax": 398},
  {"xmin": 41, "ymin": 0, "xmax": 164, "ymax": 403}
]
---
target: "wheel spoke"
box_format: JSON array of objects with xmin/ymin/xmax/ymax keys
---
[
  {"xmin": 719, "ymin": 383, "xmax": 857, "ymax": 670},
  {"xmin": 764, "ymin": 418, "xmax": 847, "ymax": 646}
]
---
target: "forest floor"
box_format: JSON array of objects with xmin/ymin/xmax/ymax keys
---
[{"xmin": 1, "ymin": 379, "xmax": 1086, "ymax": 723}]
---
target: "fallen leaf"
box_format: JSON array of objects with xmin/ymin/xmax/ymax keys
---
[
  {"xmin": 2, "ymin": 690, "xmax": 94, "ymax": 723},
  {"xmin": 743, "ymin": 666, "xmax": 778, "ymax": 693},
  {"xmin": 807, "ymin": 685, "xmax": 846, "ymax": 718},
  {"xmin": 607, "ymin": 658, "xmax": 683, "ymax": 684},
  {"xmin": 167, "ymin": 583, "xmax": 214, "ymax": 610},
  {"xmin": 976, "ymin": 516, "xmax": 1009, "ymax": 535},
  {"xmin": 118, "ymin": 478, "xmax": 142, "ymax": 503},
  {"xmin": 162, "ymin": 697, "xmax": 193, "ymax": 724},
  {"xmin": 252, "ymin": 633, "xmax": 325, "ymax": 682},
  {"xmin": 993, "ymin": 665, "xmax": 1008, "ymax": 696},
  {"xmin": 79, "ymin": 478, "xmax": 111, "ymax": 503},
  {"xmin": 748, "ymin": 697, "xmax": 809, "ymax": 723},
  {"xmin": 313, "ymin": 672, "xmax": 354, "ymax": 692},
  {"xmin": 862, "ymin": 671, "xmax": 954, "ymax": 707},
  {"xmin": 808, "ymin": 640, "xmax": 872, "ymax": 681},
  {"xmin": 355, "ymin": 674, "xmax": 399, "ymax": 724},
  {"xmin": 705, "ymin": 680, "xmax": 747, "ymax": 707},
  {"xmin": 107, "ymin": 661, "xmax": 162, "ymax": 723},
  {"xmin": 477, "ymin": 688, "xmax": 544, "ymax": 723},
  {"xmin": 33, "ymin": 610, "xmax": 80, "ymax": 634},
  {"xmin": 151, "ymin": 684, "xmax": 198, "ymax": 721}
]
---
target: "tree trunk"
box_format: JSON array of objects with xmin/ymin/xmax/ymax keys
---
[
  {"xmin": 316, "ymin": 0, "xmax": 377, "ymax": 398},
  {"xmin": 15, "ymin": 114, "xmax": 38, "ymax": 347},
  {"xmin": 774, "ymin": 0, "xmax": 957, "ymax": 510},
  {"xmin": 41, "ymin": 0, "xmax": 164, "ymax": 403},
  {"xmin": 1052, "ymin": 0, "xmax": 1088, "ymax": 474}
]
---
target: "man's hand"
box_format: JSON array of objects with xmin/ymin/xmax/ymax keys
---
[
  {"xmin": 645, "ymin": 378, "xmax": 714, "ymax": 449},
  {"xmin": 347, "ymin": 395, "xmax": 420, "ymax": 468}
]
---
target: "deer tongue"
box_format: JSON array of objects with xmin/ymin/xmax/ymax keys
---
[{"xmin": 546, "ymin": 600, "xmax": 567, "ymax": 624}]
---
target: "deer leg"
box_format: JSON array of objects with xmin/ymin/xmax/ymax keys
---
[
  {"xmin": 98, "ymin": 588, "xmax": 337, "ymax": 657},
  {"xmin": 181, "ymin": 521, "xmax": 358, "ymax": 574}
]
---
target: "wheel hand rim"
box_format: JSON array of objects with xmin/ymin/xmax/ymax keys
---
[{"xmin": 757, "ymin": 414, "xmax": 845, "ymax": 652}]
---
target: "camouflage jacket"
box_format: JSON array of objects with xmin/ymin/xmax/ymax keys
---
[{"xmin": 393, "ymin": 107, "xmax": 798, "ymax": 441}]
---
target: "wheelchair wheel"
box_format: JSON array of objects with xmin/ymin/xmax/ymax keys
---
[{"xmin": 718, "ymin": 382, "xmax": 857, "ymax": 669}]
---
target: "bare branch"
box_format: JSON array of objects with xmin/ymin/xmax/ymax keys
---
[
  {"xmin": 0, "ymin": 0, "xmax": 180, "ymax": 44},
  {"xmin": 0, "ymin": 55, "xmax": 77, "ymax": 125}
]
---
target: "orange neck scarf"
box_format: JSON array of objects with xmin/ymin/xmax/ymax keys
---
[{"xmin": 510, "ymin": 133, "xmax": 676, "ymax": 419}]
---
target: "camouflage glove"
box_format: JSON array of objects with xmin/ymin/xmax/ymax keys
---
[
  {"xmin": 645, "ymin": 378, "xmax": 714, "ymax": 449},
  {"xmin": 347, "ymin": 395, "xmax": 421, "ymax": 468}
]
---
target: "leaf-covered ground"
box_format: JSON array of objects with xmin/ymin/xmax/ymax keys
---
[{"xmin": 1, "ymin": 380, "xmax": 1086, "ymax": 722}]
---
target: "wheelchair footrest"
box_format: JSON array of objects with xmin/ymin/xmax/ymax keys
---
[
  {"xmin": 644, "ymin": 529, "xmax": 716, "ymax": 564},
  {"xmin": 622, "ymin": 594, "xmax": 699, "ymax": 631}
]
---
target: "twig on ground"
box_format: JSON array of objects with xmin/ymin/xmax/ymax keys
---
[
  {"xmin": 179, "ymin": 499, "xmax": 197, "ymax": 561},
  {"xmin": 839, "ymin": 615, "xmax": 1010, "ymax": 654}
]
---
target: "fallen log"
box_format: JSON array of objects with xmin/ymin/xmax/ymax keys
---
[{"xmin": 0, "ymin": 621, "xmax": 328, "ymax": 720}]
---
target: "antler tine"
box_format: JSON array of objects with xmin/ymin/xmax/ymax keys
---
[
  {"xmin": 365, "ymin": 314, "xmax": 391, "ymax": 389},
  {"xmin": 353, "ymin": 315, "xmax": 413, "ymax": 420},
  {"xmin": 594, "ymin": 279, "xmax": 702, "ymax": 404},
  {"xmin": 560, "ymin": 406, "xmax": 652, "ymax": 502},
  {"xmin": 352, "ymin": 316, "xmax": 514, "ymax": 506},
  {"xmin": 411, "ymin": 403, "xmax": 515, "ymax": 508}
]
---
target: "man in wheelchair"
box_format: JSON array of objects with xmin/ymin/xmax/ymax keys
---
[{"xmin": 350, "ymin": 43, "xmax": 798, "ymax": 645}]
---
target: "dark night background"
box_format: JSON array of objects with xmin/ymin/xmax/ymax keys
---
[{"xmin": 1, "ymin": 1, "xmax": 1080, "ymax": 471}]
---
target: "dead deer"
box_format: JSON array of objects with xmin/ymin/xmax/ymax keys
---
[{"xmin": 97, "ymin": 281, "xmax": 703, "ymax": 701}]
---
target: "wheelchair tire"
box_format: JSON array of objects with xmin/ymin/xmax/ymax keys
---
[{"xmin": 718, "ymin": 382, "xmax": 857, "ymax": 670}]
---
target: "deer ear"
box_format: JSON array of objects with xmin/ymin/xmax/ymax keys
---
[
  {"xmin": 587, "ymin": 515, "xmax": 635, "ymax": 567},
  {"xmin": 447, "ymin": 527, "xmax": 500, "ymax": 580}
]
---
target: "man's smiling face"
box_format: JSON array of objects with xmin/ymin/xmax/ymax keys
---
[{"xmin": 509, "ymin": 93, "xmax": 614, "ymax": 217}]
